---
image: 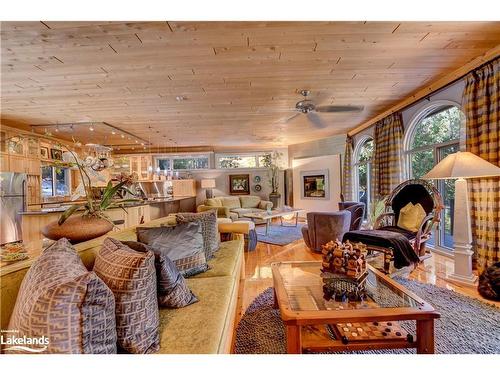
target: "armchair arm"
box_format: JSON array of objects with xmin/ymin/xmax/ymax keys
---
[
  {"xmin": 414, "ymin": 213, "xmax": 438, "ymax": 248},
  {"xmin": 374, "ymin": 212, "xmax": 395, "ymax": 229},
  {"xmin": 197, "ymin": 205, "xmax": 230, "ymax": 218},
  {"xmin": 259, "ymin": 200, "xmax": 273, "ymax": 210}
]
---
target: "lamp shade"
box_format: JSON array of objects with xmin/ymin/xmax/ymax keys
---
[
  {"xmin": 422, "ymin": 151, "xmax": 500, "ymax": 180},
  {"xmin": 201, "ymin": 179, "xmax": 216, "ymax": 188}
]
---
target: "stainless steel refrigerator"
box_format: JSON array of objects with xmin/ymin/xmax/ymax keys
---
[{"xmin": 0, "ymin": 172, "xmax": 26, "ymax": 245}]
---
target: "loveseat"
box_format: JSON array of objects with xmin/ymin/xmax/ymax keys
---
[
  {"xmin": 0, "ymin": 216, "xmax": 244, "ymax": 354},
  {"xmin": 197, "ymin": 195, "xmax": 273, "ymax": 220}
]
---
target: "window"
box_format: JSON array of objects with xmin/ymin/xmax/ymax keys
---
[
  {"xmin": 41, "ymin": 166, "xmax": 70, "ymax": 197},
  {"xmin": 216, "ymin": 153, "xmax": 270, "ymax": 169},
  {"xmin": 406, "ymin": 104, "xmax": 463, "ymax": 251},
  {"xmin": 354, "ymin": 138, "xmax": 374, "ymax": 219},
  {"xmin": 155, "ymin": 154, "xmax": 210, "ymax": 171}
]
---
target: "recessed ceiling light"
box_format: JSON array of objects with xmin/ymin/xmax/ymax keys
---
[
  {"xmin": 89, "ymin": 125, "xmax": 94, "ymax": 132},
  {"xmin": 176, "ymin": 95, "xmax": 186, "ymax": 102},
  {"xmin": 121, "ymin": 134, "xmax": 125, "ymax": 138},
  {"xmin": 111, "ymin": 130, "xmax": 116, "ymax": 135}
]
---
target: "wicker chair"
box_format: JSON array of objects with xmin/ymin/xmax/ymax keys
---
[
  {"xmin": 344, "ymin": 179, "xmax": 443, "ymax": 273},
  {"xmin": 375, "ymin": 179, "xmax": 443, "ymax": 255}
]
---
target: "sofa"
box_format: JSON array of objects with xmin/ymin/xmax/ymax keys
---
[
  {"xmin": 0, "ymin": 216, "xmax": 244, "ymax": 354},
  {"xmin": 197, "ymin": 195, "xmax": 273, "ymax": 221}
]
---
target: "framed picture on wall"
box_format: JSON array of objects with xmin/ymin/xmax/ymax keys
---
[
  {"xmin": 229, "ymin": 174, "xmax": 250, "ymax": 195},
  {"xmin": 40, "ymin": 146, "xmax": 49, "ymax": 159},
  {"xmin": 50, "ymin": 148, "xmax": 63, "ymax": 160}
]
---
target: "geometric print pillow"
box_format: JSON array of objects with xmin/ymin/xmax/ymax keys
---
[
  {"xmin": 7, "ymin": 238, "xmax": 117, "ymax": 354},
  {"xmin": 176, "ymin": 210, "xmax": 219, "ymax": 260},
  {"xmin": 94, "ymin": 238, "xmax": 160, "ymax": 354},
  {"xmin": 136, "ymin": 222, "xmax": 208, "ymax": 277},
  {"xmin": 122, "ymin": 241, "xmax": 199, "ymax": 309}
]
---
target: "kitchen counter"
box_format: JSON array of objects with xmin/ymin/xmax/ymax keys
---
[
  {"xmin": 18, "ymin": 196, "xmax": 197, "ymax": 244},
  {"xmin": 19, "ymin": 196, "xmax": 195, "ymax": 215}
]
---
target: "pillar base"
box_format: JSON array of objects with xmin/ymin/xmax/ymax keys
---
[{"xmin": 446, "ymin": 272, "xmax": 478, "ymax": 287}]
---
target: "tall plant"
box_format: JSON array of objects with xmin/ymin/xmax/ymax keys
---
[{"xmin": 262, "ymin": 150, "xmax": 284, "ymax": 193}]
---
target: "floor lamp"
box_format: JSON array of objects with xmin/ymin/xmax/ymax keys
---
[{"xmin": 423, "ymin": 151, "xmax": 500, "ymax": 287}]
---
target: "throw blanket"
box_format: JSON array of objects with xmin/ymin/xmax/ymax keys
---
[{"xmin": 343, "ymin": 227, "xmax": 420, "ymax": 268}]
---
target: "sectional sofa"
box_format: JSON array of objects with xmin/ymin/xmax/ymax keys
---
[
  {"xmin": 197, "ymin": 195, "xmax": 273, "ymax": 220},
  {"xmin": 0, "ymin": 216, "xmax": 245, "ymax": 354}
]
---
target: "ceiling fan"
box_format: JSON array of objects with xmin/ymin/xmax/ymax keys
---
[{"xmin": 283, "ymin": 90, "xmax": 364, "ymax": 129}]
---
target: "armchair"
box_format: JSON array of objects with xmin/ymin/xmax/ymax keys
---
[
  {"xmin": 301, "ymin": 211, "xmax": 351, "ymax": 253},
  {"xmin": 343, "ymin": 179, "xmax": 443, "ymax": 273},
  {"xmin": 338, "ymin": 201, "xmax": 365, "ymax": 231}
]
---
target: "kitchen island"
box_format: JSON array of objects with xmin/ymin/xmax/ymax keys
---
[{"xmin": 19, "ymin": 196, "xmax": 196, "ymax": 243}]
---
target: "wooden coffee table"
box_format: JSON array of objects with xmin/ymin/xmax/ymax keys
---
[
  {"xmin": 271, "ymin": 261, "xmax": 440, "ymax": 354},
  {"xmin": 243, "ymin": 208, "xmax": 304, "ymax": 235}
]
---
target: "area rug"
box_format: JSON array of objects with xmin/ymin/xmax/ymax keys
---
[
  {"xmin": 255, "ymin": 223, "xmax": 305, "ymax": 245},
  {"xmin": 234, "ymin": 278, "xmax": 500, "ymax": 354}
]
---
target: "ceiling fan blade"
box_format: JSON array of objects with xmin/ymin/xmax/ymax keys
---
[
  {"xmin": 307, "ymin": 112, "xmax": 328, "ymax": 129},
  {"xmin": 315, "ymin": 105, "xmax": 364, "ymax": 113},
  {"xmin": 285, "ymin": 113, "xmax": 301, "ymax": 123}
]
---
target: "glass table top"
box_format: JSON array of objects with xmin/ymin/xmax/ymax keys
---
[{"xmin": 274, "ymin": 261, "xmax": 422, "ymax": 312}]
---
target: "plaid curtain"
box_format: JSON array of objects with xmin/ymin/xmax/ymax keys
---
[
  {"xmin": 371, "ymin": 112, "xmax": 405, "ymax": 200},
  {"xmin": 463, "ymin": 57, "xmax": 500, "ymax": 272},
  {"xmin": 342, "ymin": 136, "xmax": 354, "ymax": 201}
]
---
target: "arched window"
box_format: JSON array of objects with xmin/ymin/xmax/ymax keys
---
[
  {"xmin": 405, "ymin": 102, "xmax": 464, "ymax": 251},
  {"xmin": 354, "ymin": 137, "xmax": 374, "ymax": 218}
]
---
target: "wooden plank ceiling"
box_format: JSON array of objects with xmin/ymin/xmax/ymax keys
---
[{"xmin": 2, "ymin": 21, "xmax": 500, "ymax": 149}]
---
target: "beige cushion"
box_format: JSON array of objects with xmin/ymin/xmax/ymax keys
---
[
  {"xmin": 220, "ymin": 196, "xmax": 241, "ymax": 209},
  {"xmin": 8, "ymin": 238, "xmax": 117, "ymax": 354},
  {"xmin": 191, "ymin": 239, "xmax": 243, "ymax": 279},
  {"xmin": 94, "ymin": 238, "xmax": 160, "ymax": 354},
  {"xmin": 239, "ymin": 195, "xmax": 261, "ymax": 208},
  {"xmin": 397, "ymin": 202, "xmax": 427, "ymax": 233},
  {"xmin": 158, "ymin": 276, "xmax": 236, "ymax": 354},
  {"xmin": 205, "ymin": 198, "xmax": 223, "ymax": 207}
]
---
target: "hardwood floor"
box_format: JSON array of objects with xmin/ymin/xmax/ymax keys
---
[{"xmin": 236, "ymin": 237, "xmax": 499, "ymax": 325}]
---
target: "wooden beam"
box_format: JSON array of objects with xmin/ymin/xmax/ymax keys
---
[{"xmin": 347, "ymin": 44, "xmax": 500, "ymax": 137}]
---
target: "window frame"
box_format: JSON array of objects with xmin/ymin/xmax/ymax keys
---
[
  {"xmin": 41, "ymin": 165, "xmax": 71, "ymax": 197},
  {"xmin": 215, "ymin": 152, "xmax": 271, "ymax": 170},
  {"xmin": 353, "ymin": 136, "xmax": 374, "ymax": 219},
  {"xmin": 403, "ymin": 100, "xmax": 465, "ymax": 253},
  {"xmin": 154, "ymin": 153, "xmax": 211, "ymax": 171}
]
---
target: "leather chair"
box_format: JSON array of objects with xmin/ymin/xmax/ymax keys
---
[
  {"xmin": 338, "ymin": 201, "xmax": 365, "ymax": 231},
  {"xmin": 301, "ymin": 211, "xmax": 351, "ymax": 253}
]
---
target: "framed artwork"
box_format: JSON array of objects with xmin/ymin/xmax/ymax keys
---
[
  {"xmin": 50, "ymin": 148, "xmax": 63, "ymax": 160},
  {"xmin": 40, "ymin": 146, "xmax": 49, "ymax": 159},
  {"xmin": 229, "ymin": 174, "xmax": 250, "ymax": 195}
]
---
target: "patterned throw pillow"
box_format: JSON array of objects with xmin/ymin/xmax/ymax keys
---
[
  {"xmin": 176, "ymin": 210, "xmax": 219, "ymax": 259},
  {"xmin": 122, "ymin": 241, "xmax": 198, "ymax": 308},
  {"xmin": 8, "ymin": 238, "xmax": 116, "ymax": 354},
  {"xmin": 94, "ymin": 238, "xmax": 160, "ymax": 354},
  {"xmin": 136, "ymin": 221, "xmax": 208, "ymax": 277}
]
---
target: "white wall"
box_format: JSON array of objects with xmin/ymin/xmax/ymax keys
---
[{"xmin": 292, "ymin": 154, "xmax": 342, "ymax": 216}]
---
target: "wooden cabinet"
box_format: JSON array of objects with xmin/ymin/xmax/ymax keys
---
[
  {"xmin": 0, "ymin": 153, "xmax": 9, "ymax": 172},
  {"xmin": 4, "ymin": 155, "xmax": 40, "ymax": 175},
  {"xmin": 9, "ymin": 155, "xmax": 26, "ymax": 173},
  {"xmin": 129, "ymin": 155, "xmax": 152, "ymax": 181},
  {"xmin": 172, "ymin": 179, "xmax": 197, "ymax": 197},
  {"xmin": 26, "ymin": 158, "xmax": 41, "ymax": 175}
]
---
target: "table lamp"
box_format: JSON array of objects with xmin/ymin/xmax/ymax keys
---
[
  {"xmin": 423, "ymin": 151, "xmax": 500, "ymax": 286},
  {"xmin": 201, "ymin": 179, "xmax": 216, "ymax": 199}
]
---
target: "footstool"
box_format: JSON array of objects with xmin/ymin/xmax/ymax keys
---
[{"xmin": 217, "ymin": 218, "xmax": 258, "ymax": 251}]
